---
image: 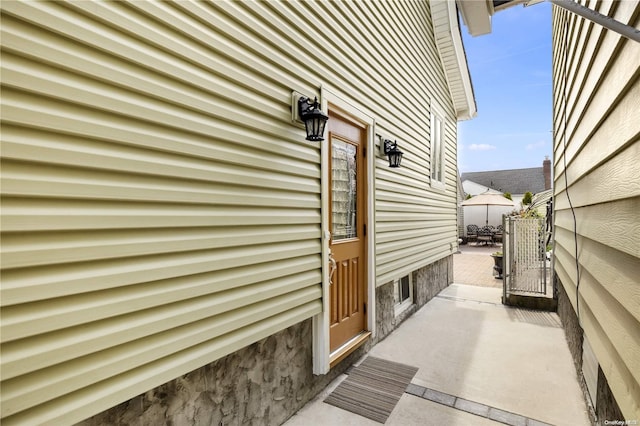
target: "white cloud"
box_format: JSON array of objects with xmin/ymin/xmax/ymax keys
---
[
  {"xmin": 526, "ymin": 140, "xmax": 547, "ymax": 150},
  {"xmin": 469, "ymin": 144, "xmax": 496, "ymax": 151}
]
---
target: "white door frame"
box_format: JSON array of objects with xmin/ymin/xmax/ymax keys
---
[{"xmin": 312, "ymin": 85, "xmax": 376, "ymax": 374}]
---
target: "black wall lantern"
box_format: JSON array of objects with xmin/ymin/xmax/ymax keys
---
[
  {"xmin": 298, "ymin": 96, "xmax": 328, "ymax": 141},
  {"xmin": 382, "ymin": 139, "xmax": 404, "ymax": 168}
]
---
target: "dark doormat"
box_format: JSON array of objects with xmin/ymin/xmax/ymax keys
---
[{"xmin": 324, "ymin": 356, "xmax": 419, "ymax": 424}]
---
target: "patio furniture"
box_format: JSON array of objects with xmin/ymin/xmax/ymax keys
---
[
  {"xmin": 477, "ymin": 226, "xmax": 494, "ymax": 246},
  {"xmin": 467, "ymin": 224, "xmax": 479, "ymax": 244}
]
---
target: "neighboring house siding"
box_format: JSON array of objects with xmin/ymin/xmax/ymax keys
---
[
  {"xmin": 1, "ymin": 1, "xmax": 460, "ymax": 424},
  {"xmin": 552, "ymin": 1, "xmax": 640, "ymax": 421}
]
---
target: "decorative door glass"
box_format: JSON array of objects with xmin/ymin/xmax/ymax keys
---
[{"xmin": 331, "ymin": 140, "xmax": 357, "ymax": 241}]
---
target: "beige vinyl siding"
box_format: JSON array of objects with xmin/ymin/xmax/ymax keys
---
[
  {"xmin": 552, "ymin": 1, "xmax": 640, "ymax": 421},
  {"xmin": 1, "ymin": 1, "xmax": 322, "ymax": 424},
  {"xmin": 373, "ymin": 0, "xmax": 459, "ymax": 284},
  {"xmin": 1, "ymin": 0, "xmax": 460, "ymax": 423}
]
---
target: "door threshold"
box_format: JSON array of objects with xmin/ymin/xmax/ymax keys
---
[{"xmin": 329, "ymin": 331, "xmax": 371, "ymax": 368}]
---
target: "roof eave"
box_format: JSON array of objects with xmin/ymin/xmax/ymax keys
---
[
  {"xmin": 431, "ymin": 0, "xmax": 477, "ymax": 121},
  {"xmin": 457, "ymin": 0, "xmax": 493, "ymax": 36},
  {"xmin": 457, "ymin": 0, "xmax": 533, "ymax": 36}
]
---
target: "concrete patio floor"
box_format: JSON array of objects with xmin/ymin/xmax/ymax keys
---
[
  {"xmin": 454, "ymin": 243, "xmax": 504, "ymax": 288},
  {"xmin": 284, "ymin": 282, "xmax": 590, "ymax": 426}
]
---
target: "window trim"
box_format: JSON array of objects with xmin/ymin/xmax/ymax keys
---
[
  {"xmin": 430, "ymin": 101, "xmax": 446, "ymax": 191},
  {"xmin": 393, "ymin": 274, "xmax": 413, "ymax": 316}
]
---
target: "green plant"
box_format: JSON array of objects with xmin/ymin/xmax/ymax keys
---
[
  {"xmin": 522, "ymin": 191, "xmax": 533, "ymax": 205},
  {"xmin": 492, "ymin": 251, "xmax": 503, "ymax": 256},
  {"xmin": 503, "ymin": 192, "xmax": 512, "ymax": 200},
  {"xmin": 522, "ymin": 208, "xmax": 542, "ymax": 218},
  {"xmin": 466, "ymin": 193, "xmax": 472, "ymax": 199}
]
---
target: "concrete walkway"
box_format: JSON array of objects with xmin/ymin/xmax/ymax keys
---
[{"xmin": 284, "ymin": 283, "xmax": 590, "ymax": 426}]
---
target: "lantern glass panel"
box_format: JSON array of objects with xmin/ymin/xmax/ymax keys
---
[
  {"xmin": 300, "ymin": 100, "xmax": 328, "ymax": 141},
  {"xmin": 388, "ymin": 149, "xmax": 403, "ymax": 168}
]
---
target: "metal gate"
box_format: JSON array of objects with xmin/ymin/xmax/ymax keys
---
[{"xmin": 503, "ymin": 215, "xmax": 552, "ymax": 300}]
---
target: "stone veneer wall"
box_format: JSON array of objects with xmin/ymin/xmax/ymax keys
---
[
  {"xmin": 77, "ymin": 255, "xmax": 452, "ymax": 426},
  {"xmin": 375, "ymin": 256, "xmax": 452, "ymax": 342},
  {"xmin": 556, "ymin": 277, "xmax": 583, "ymax": 371},
  {"xmin": 596, "ymin": 366, "xmax": 625, "ymax": 425},
  {"xmin": 77, "ymin": 319, "xmax": 356, "ymax": 426},
  {"xmin": 556, "ymin": 275, "xmax": 626, "ymax": 425}
]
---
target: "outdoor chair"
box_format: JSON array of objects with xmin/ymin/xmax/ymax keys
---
[{"xmin": 466, "ymin": 224, "xmax": 479, "ymax": 244}]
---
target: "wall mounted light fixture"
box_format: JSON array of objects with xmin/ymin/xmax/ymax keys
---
[
  {"xmin": 298, "ymin": 96, "xmax": 328, "ymax": 141},
  {"xmin": 382, "ymin": 139, "xmax": 404, "ymax": 168}
]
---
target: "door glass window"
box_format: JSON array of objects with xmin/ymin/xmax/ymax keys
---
[{"xmin": 332, "ymin": 139, "xmax": 357, "ymax": 240}]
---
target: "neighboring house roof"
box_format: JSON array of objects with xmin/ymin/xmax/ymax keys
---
[
  {"xmin": 431, "ymin": 1, "xmax": 477, "ymax": 121},
  {"xmin": 461, "ymin": 166, "xmax": 546, "ymax": 195},
  {"xmin": 462, "ymin": 180, "xmax": 502, "ymax": 196}
]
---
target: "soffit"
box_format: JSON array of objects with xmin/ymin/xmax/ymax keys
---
[{"xmin": 430, "ymin": 0, "xmax": 477, "ymax": 121}]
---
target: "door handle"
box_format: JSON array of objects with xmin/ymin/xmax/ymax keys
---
[{"xmin": 329, "ymin": 253, "xmax": 337, "ymax": 286}]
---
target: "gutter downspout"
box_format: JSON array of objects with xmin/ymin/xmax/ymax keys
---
[{"xmin": 549, "ymin": 0, "xmax": 640, "ymax": 43}]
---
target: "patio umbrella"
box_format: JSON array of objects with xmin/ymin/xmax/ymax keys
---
[{"xmin": 460, "ymin": 191, "xmax": 515, "ymax": 226}]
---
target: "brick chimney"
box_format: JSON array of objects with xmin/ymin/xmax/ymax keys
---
[{"xmin": 543, "ymin": 156, "xmax": 552, "ymax": 190}]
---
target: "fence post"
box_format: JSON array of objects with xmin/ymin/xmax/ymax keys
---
[{"xmin": 502, "ymin": 215, "xmax": 507, "ymax": 304}]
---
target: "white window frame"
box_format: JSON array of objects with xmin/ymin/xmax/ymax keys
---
[
  {"xmin": 393, "ymin": 274, "xmax": 413, "ymax": 316},
  {"xmin": 430, "ymin": 101, "xmax": 446, "ymax": 190}
]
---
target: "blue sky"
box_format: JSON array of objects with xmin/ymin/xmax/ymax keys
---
[{"xmin": 457, "ymin": 1, "xmax": 552, "ymax": 173}]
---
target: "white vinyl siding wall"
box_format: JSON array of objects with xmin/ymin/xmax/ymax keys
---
[
  {"xmin": 552, "ymin": 1, "xmax": 640, "ymax": 420},
  {"xmin": 1, "ymin": 1, "xmax": 459, "ymax": 423}
]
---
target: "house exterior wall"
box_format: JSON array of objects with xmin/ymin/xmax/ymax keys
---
[
  {"xmin": 76, "ymin": 256, "xmax": 451, "ymax": 426},
  {"xmin": 552, "ymin": 1, "xmax": 640, "ymax": 422},
  {"xmin": 1, "ymin": 1, "xmax": 461, "ymax": 424}
]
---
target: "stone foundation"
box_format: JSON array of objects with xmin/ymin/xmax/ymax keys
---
[
  {"xmin": 414, "ymin": 256, "xmax": 453, "ymax": 308},
  {"xmin": 556, "ymin": 278, "xmax": 583, "ymax": 372},
  {"xmin": 78, "ymin": 255, "xmax": 453, "ymax": 425},
  {"xmin": 504, "ymin": 293, "xmax": 557, "ymax": 312},
  {"xmin": 77, "ymin": 319, "xmax": 350, "ymax": 426},
  {"xmin": 557, "ymin": 275, "xmax": 626, "ymax": 425},
  {"xmin": 596, "ymin": 366, "xmax": 625, "ymax": 425},
  {"xmin": 375, "ymin": 256, "xmax": 452, "ymax": 342}
]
